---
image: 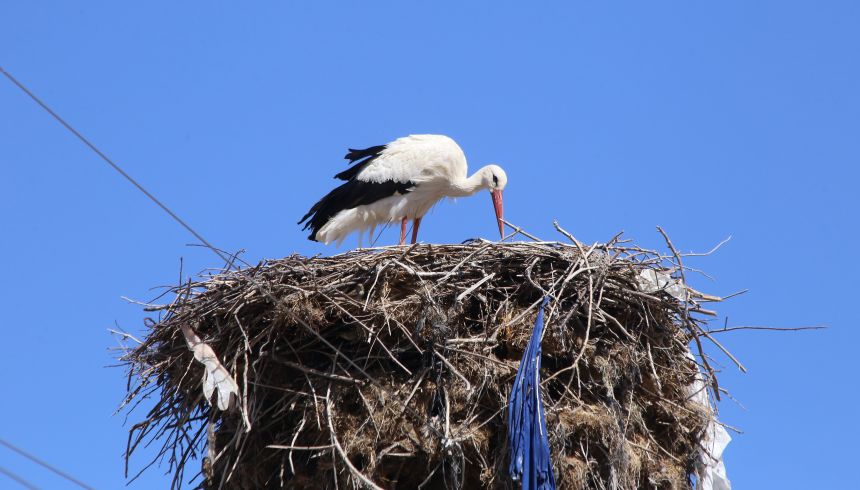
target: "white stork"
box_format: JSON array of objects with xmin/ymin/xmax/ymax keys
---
[{"xmin": 299, "ymin": 134, "xmax": 508, "ymax": 245}]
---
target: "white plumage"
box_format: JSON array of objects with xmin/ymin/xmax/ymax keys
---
[{"xmin": 300, "ymin": 134, "xmax": 508, "ymax": 245}]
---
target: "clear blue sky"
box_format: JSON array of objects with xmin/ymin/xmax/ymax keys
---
[{"xmin": 1, "ymin": 2, "xmax": 857, "ymax": 488}]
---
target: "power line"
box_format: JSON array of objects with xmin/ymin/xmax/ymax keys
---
[
  {"xmin": 1, "ymin": 64, "xmax": 457, "ymax": 490},
  {"xmin": 0, "ymin": 65, "xmax": 234, "ymax": 269},
  {"xmin": 0, "ymin": 438, "xmax": 94, "ymax": 490},
  {"xmin": 0, "ymin": 63, "xmax": 434, "ymax": 403},
  {"xmin": 0, "ymin": 66, "xmax": 258, "ymax": 488},
  {"xmin": 0, "ymin": 65, "xmax": 246, "ymax": 487},
  {"xmin": 0, "ymin": 465, "xmax": 41, "ymax": 490}
]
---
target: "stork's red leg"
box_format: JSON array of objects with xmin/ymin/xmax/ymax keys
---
[
  {"xmin": 411, "ymin": 217, "xmax": 422, "ymax": 244},
  {"xmin": 400, "ymin": 217, "xmax": 408, "ymax": 245}
]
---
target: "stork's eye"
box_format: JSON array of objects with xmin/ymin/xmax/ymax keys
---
[{"xmin": 492, "ymin": 175, "xmax": 498, "ymax": 186}]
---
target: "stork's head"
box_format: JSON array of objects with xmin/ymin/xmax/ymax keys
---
[
  {"xmin": 480, "ymin": 165, "xmax": 507, "ymax": 239},
  {"xmin": 483, "ymin": 164, "xmax": 508, "ymax": 191}
]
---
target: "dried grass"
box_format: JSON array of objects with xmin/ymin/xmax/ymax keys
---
[{"xmin": 120, "ymin": 227, "xmax": 732, "ymax": 489}]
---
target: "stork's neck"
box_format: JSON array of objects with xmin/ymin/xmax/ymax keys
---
[{"xmin": 448, "ymin": 171, "xmax": 487, "ymax": 197}]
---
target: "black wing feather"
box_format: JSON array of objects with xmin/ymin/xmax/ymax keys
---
[
  {"xmin": 335, "ymin": 144, "xmax": 386, "ymax": 181},
  {"xmin": 300, "ymin": 143, "xmax": 415, "ymax": 241},
  {"xmin": 298, "ymin": 179, "xmax": 414, "ymax": 241}
]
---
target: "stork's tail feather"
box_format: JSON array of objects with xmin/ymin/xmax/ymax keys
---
[
  {"xmin": 299, "ymin": 217, "xmax": 320, "ymax": 241},
  {"xmin": 299, "ymin": 179, "xmax": 414, "ymax": 243}
]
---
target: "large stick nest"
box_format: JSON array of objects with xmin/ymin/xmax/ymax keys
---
[{"xmin": 121, "ymin": 234, "xmax": 730, "ymax": 489}]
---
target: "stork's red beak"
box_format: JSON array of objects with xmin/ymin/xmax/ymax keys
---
[{"xmin": 491, "ymin": 189, "xmax": 504, "ymax": 239}]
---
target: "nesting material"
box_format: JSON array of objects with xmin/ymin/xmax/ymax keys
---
[{"xmin": 121, "ymin": 234, "xmax": 732, "ymax": 489}]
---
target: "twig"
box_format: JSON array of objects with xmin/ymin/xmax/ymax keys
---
[
  {"xmin": 500, "ymin": 218, "xmax": 542, "ymax": 241},
  {"xmin": 706, "ymin": 325, "xmax": 826, "ymax": 334},
  {"xmin": 553, "ymin": 220, "xmax": 584, "ymax": 247},
  {"xmin": 681, "ymin": 235, "xmax": 732, "ymax": 257},
  {"xmin": 455, "ymin": 273, "xmax": 495, "ymax": 302},
  {"xmin": 433, "ymin": 350, "xmax": 472, "ymax": 393},
  {"xmin": 326, "ymin": 387, "xmax": 384, "ymax": 490}
]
